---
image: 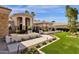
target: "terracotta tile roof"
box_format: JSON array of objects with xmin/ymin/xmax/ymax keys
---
[
  {"xmin": 0, "ymin": 6, "xmax": 12, "ymax": 11},
  {"xmin": 11, "ymin": 13, "xmax": 32, "ymax": 17}
]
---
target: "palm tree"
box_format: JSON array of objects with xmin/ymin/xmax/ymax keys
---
[
  {"xmin": 51, "ymin": 21, "xmax": 55, "ymax": 31},
  {"xmin": 52, "ymin": 21, "xmax": 55, "ymax": 23},
  {"xmin": 31, "ymin": 12, "xmax": 35, "ymax": 32},
  {"xmin": 66, "ymin": 5, "xmax": 78, "ymax": 34},
  {"xmin": 25, "ymin": 10, "xmax": 29, "ymax": 14}
]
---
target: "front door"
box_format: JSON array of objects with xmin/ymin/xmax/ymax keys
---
[
  {"xmin": 17, "ymin": 17, "xmax": 22, "ymax": 33},
  {"xmin": 19, "ymin": 24, "xmax": 22, "ymax": 31}
]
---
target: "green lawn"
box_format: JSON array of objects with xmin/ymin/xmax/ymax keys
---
[{"xmin": 41, "ymin": 32, "xmax": 79, "ymax": 54}]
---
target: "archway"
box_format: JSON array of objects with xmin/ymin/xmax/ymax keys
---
[{"xmin": 17, "ymin": 17, "xmax": 22, "ymax": 33}]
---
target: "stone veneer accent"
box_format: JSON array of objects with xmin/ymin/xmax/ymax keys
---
[{"xmin": 0, "ymin": 7, "xmax": 11, "ymax": 38}]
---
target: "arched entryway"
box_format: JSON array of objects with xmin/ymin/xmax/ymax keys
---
[
  {"xmin": 25, "ymin": 18, "xmax": 30, "ymax": 33},
  {"xmin": 17, "ymin": 17, "xmax": 22, "ymax": 33}
]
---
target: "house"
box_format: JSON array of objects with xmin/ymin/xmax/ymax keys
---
[
  {"xmin": 0, "ymin": 7, "xmax": 11, "ymax": 38},
  {"xmin": 33, "ymin": 20, "xmax": 68, "ymax": 32},
  {"xmin": 10, "ymin": 13, "xmax": 33, "ymax": 33}
]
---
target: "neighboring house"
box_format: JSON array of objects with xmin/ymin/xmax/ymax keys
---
[
  {"xmin": 33, "ymin": 20, "xmax": 68, "ymax": 31},
  {"xmin": 33, "ymin": 20, "xmax": 53, "ymax": 30},
  {"xmin": 52, "ymin": 22, "xmax": 68, "ymax": 31},
  {"xmin": 0, "ymin": 7, "xmax": 11, "ymax": 38},
  {"xmin": 10, "ymin": 13, "xmax": 33, "ymax": 33},
  {"xmin": 9, "ymin": 16, "xmax": 69, "ymax": 33}
]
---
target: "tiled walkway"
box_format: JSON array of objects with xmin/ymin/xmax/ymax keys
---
[{"xmin": 0, "ymin": 39, "xmax": 9, "ymax": 54}]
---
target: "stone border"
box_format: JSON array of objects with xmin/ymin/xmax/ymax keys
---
[
  {"xmin": 37, "ymin": 35, "xmax": 60, "ymax": 54},
  {"xmin": 0, "ymin": 51, "xmax": 9, "ymax": 54}
]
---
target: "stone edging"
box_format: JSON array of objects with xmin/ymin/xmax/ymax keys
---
[{"xmin": 37, "ymin": 35, "xmax": 60, "ymax": 54}]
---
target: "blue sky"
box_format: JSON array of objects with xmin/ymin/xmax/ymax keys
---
[{"xmin": 3, "ymin": 5, "xmax": 79, "ymax": 23}]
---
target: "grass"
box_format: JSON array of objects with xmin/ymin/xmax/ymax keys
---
[{"xmin": 41, "ymin": 32, "xmax": 79, "ymax": 54}]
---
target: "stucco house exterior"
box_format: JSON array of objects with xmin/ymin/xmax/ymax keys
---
[
  {"xmin": 9, "ymin": 15, "xmax": 71, "ymax": 33},
  {"xmin": 9, "ymin": 13, "xmax": 33, "ymax": 33},
  {"xmin": 0, "ymin": 7, "xmax": 11, "ymax": 38},
  {"xmin": 33, "ymin": 20, "xmax": 68, "ymax": 32}
]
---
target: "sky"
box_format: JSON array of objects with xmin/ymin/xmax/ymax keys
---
[{"xmin": 3, "ymin": 5, "xmax": 79, "ymax": 23}]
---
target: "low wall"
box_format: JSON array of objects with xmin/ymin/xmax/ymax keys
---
[
  {"xmin": 5, "ymin": 33, "xmax": 41, "ymax": 44},
  {"xmin": 7, "ymin": 35, "xmax": 54, "ymax": 53},
  {"xmin": 40, "ymin": 31, "xmax": 61, "ymax": 35}
]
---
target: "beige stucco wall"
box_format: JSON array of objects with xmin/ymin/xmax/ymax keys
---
[
  {"xmin": 11, "ymin": 14, "xmax": 33, "ymax": 30},
  {"xmin": 34, "ymin": 22, "xmax": 68, "ymax": 30},
  {"xmin": 0, "ymin": 7, "xmax": 11, "ymax": 38}
]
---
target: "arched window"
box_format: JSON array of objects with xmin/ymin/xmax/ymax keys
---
[
  {"xmin": 17, "ymin": 17, "xmax": 22, "ymax": 24},
  {"xmin": 17, "ymin": 17, "xmax": 23, "ymax": 31},
  {"xmin": 25, "ymin": 18, "xmax": 30, "ymax": 26}
]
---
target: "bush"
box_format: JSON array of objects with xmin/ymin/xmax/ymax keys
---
[
  {"xmin": 13, "ymin": 40, "xmax": 16, "ymax": 43},
  {"xmin": 16, "ymin": 30, "xmax": 20, "ymax": 34},
  {"xmin": 21, "ymin": 48, "xmax": 39, "ymax": 54},
  {"xmin": 53, "ymin": 37, "xmax": 56, "ymax": 40},
  {"xmin": 42, "ymin": 42, "xmax": 47, "ymax": 45},
  {"xmin": 21, "ymin": 48, "xmax": 28, "ymax": 54},
  {"xmin": 36, "ymin": 44, "xmax": 41, "ymax": 48},
  {"xmin": 17, "ymin": 40, "xmax": 21, "ymax": 42},
  {"xmin": 21, "ymin": 38, "xmax": 26, "ymax": 41},
  {"xmin": 28, "ymin": 26, "xmax": 32, "ymax": 30},
  {"xmin": 43, "ymin": 29, "xmax": 48, "ymax": 32},
  {"xmin": 21, "ymin": 30, "xmax": 25, "ymax": 34},
  {"xmin": 49, "ymin": 40, "xmax": 52, "ymax": 42}
]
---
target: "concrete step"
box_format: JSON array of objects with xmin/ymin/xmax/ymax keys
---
[
  {"xmin": 0, "ymin": 51, "xmax": 9, "ymax": 54},
  {"xmin": 0, "ymin": 39, "xmax": 9, "ymax": 54}
]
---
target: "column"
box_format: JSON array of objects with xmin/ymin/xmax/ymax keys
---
[
  {"xmin": 30, "ymin": 18, "xmax": 33, "ymax": 27},
  {"xmin": 22, "ymin": 17, "xmax": 25, "ymax": 30}
]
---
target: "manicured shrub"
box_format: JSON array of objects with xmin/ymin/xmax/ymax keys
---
[
  {"xmin": 53, "ymin": 37, "xmax": 56, "ymax": 40},
  {"xmin": 43, "ymin": 29, "xmax": 48, "ymax": 32},
  {"xmin": 49, "ymin": 40, "xmax": 52, "ymax": 42},
  {"xmin": 17, "ymin": 40, "xmax": 21, "ymax": 42},
  {"xmin": 13, "ymin": 40, "xmax": 17, "ymax": 43},
  {"xmin": 21, "ymin": 48, "xmax": 28, "ymax": 54},
  {"xmin": 36, "ymin": 44, "xmax": 41, "ymax": 48},
  {"xmin": 21, "ymin": 48, "xmax": 39, "ymax": 54},
  {"xmin": 42, "ymin": 42, "xmax": 47, "ymax": 45},
  {"xmin": 16, "ymin": 30, "xmax": 20, "ymax": 34},
  {"xmin": 21, "ymin": 38, "xmax": 26, "ymax": 41},
  {"xmin": 21, "ymin": 30, "xmax": 25, "ymax": 34}
]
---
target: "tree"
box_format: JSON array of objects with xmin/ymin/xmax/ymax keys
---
[
  {"xmin": 31, "ymin": 12, "xmax": 35, "ymax": 25},
  {"xmin": 66, "ymin": 5, "xmax": 78, "ymax": 34},
  {"xmin": 31, "ymin": 12, "xmax": 35, "ymax": 16},
  {"xmin": 52, "ymin": 21, "xmax": 55, "ymax": 23},
  {"xmin": 25, "ymin": 10, "xmax": 29, "ymax": 14},
  {"xmin": 31, "ymin": 12, "xmax": 35, "ymax": 31}
]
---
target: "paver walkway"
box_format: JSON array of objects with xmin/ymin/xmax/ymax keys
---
[{"xmin": 0, "ymin": 39, "xmax": 9, "ymax": 54}]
